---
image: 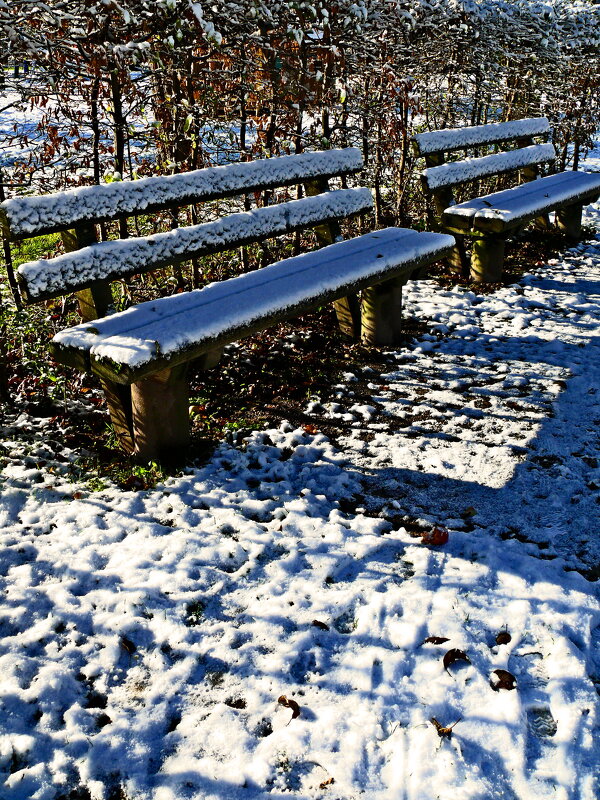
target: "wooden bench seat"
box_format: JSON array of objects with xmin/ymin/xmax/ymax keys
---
[
  {"xmin": 413, "ymin": 117, "xmax": 600, "ymax": 281},
  {"xmin": 52, "ymin": 228, "xmax": 453, "ymax": 459},
  {"xmin": 443, "ymin": 171, "xmax": 600, "ymax": 234},
  {"xmin": 2, "ymin": 147, "xmax": 455, "ymax": 461}
]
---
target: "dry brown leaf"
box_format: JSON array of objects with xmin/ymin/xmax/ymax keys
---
[
  {"xmin": 312, "ymin": 620, "xmax": 330, "ymax": 631},
  {"xmin": 422, "ymin": 636, "xmax": 450, "ymax": 646},
  {"xmin": 495, "ymin": 630, "xmax": 512, "ymax": 645},
  {"xmin": 278, "ymin": 695, "xmax": 301, "ymax": 719},
  {"xmin": 443, "ymin": 648, "xmax": 470, "ymax": 673},
  {"xmin": 430, "ymin": 716, "xmax": 461, "ymax": 738},
  {"xmin": 490, "ymin": 669, "xmax": 517, "ymax": 691},
  {"xmin": 319, "ymin": 777, "xmax": 335, "ymax": 789}
]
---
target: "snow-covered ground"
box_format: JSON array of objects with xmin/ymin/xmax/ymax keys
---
[
  {"xmin": 1, "ymin": 131, "xmax": 600, "ymax": 799},
  {"xmin": 2, "ymin": 191, "xmax": 600, "ymax": 799}
]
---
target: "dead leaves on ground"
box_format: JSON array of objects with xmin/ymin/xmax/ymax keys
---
[
  {"xmin": 430, "ymin": 717, "xmax": 462, "ymax": 739},
  {"xmin": 443, "ymin": 648, "xmax": 471, "ymax": 673},
  {"xmin": 278, "ymin": 695, "xmax": 301, "ymax": 719},
  {"xmin": 490, "ymin": 669, "xmax": 517, "ymax": 691},
  {"xmin": 421, "ymin": 636, "xmax": 450, "ymax": 646},
  {"xmin": 495, "ymin": 630, "xmax": 512, "ymax": 645}
]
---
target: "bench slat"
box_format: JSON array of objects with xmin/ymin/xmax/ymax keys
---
[
  {"xmin": 413, "ymin": 118, "xmax": 551, "ymax": 156},
  {"xmin": 52, "ymin": 228, "xmax": 455, "ymax": 383},
  {"xmin": 0, "ymin": 148, "xmax": 364, "ymax": 241},
  {"xmin": 422, "ymin": 144, "xmax": 555, "ymax": 191},
  {"xmin": 442, "ymin": 170, "xmax": 600, "ymax": 234},
  {"xmin": 18, "ymin": 188, "xmax": 373, "ymax": 303}
]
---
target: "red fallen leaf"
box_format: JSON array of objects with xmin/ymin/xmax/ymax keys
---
[
  {"xmin": 495, "ymin": 630, "xmax": 512, "ymax": 645},
  {"xmin": 72, "ymin": 491, "xmax": 83, "ymax": 500},
  {"xmin": 430, "ymin": 716, "xmax": 461, "ymax": 738},
  {"xmin": 303, "ymin": 424, "xmax": 319, "ymax": 435},
  {"xmin": 443, "ymin": 649, "xmax": 470, "ymax": 673},
  {"xmin": 422, "ymin": 636, "xmax": 450, "ymax": 645},
  {"xmin": 278, "ymin": 695, "xmax": 301, "ymax": 719},
  {"xmin": 490, "ymin": 669, "xmax": 517, "ymax": 691},
  {"xmin": 421, "ymin": 526, "xmax": 449, "ymax": 546},
  {"xmin": 312, "ymin": 620, "xmax": 330, "ymax": 631}
]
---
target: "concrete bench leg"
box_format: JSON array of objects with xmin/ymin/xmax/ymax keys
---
[
  {"xmin": 334, "ymin": 295, "xmax": 362, "ymax": 339},
  {"xmin": 556, "ymin": 204, "xmax": 583, "ymax": 240},
  {"xmin": 361, "ymin": 276, "xmax": 406, "ymax": 345},
  {"xmin": 102, "ymin": 380, "xmax": 134, "ymax": 453},
  {"xmin": 470, "ymin": 236, "xmax": 506, "ymax": 282},
  {"xmin": 131, "ymin": 364, "xmax": 190, "ymax": 462}
]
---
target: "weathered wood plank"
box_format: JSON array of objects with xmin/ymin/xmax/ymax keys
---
[
  {"xmin": 52, "ymin": 231, "xmax": 455, "ymax": 385},
  {"xmin": 1, "ymin": 149, "xmax": 364, "ymax": 241},
  {"xmin": 555, "ymin": 203, "xmax": 583, "ymax": 240},
  {"xmin": 413, "ymin": 118, "xmax": 550, "ymax": 157},
  {"xmin": 130, "ymin": 365, "xmax": 190, "ymax": 462},
  {"xmin": 18, "ymin": 189, "xmax": 373, "ymax": 304},
  {"xmin": 61, "ymin": 224, "xmax": 113, "ymax": 321}
]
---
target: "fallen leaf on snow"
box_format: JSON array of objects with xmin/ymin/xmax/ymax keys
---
[
  {"xmin": 278, "ymin": 695, "xmax": 301, "ymax": 719},
  {"xmin": 312, "ymin": 619, "xmax": 330, "ymax": 631},
  {"xmin": 443, "ymin": 648, "xmax": 470, "ymax": 673},
  {"xmin": 421, "ymin": 526, "xmax": 449, "ymax": 546},
  {"xmin": 422, "ymin": 636, "xmax": 451, "ymax": 645},
  {"xmin": 430, "ymin": 717, "xmax": 461, "ymax": 738},
  {"xmin": 490, "ymin": 669, "xmax": 517, "ymax": 691},
  {"xmin": 495, "ymin": 630, "xmax": 512, "ymax": 645}
]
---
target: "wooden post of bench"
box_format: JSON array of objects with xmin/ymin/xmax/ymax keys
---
[
  {"xmin": 62, "ymin": 224, "xmax": 135, "ymax": 453},
  {"xmin": 304, "ymin": 177, "xmax": 362, "ymax": 339},
  {"xmin": 61, "ymin": 225, "xmax": 113, "ymax": 321},
  {"xmin": 555, "ymin": 203, "xmax": 583, "ymax": 240},
  {"xmin": 471, "ymin": 235, "xmax": 506, "ymax": 282},
  {"xmin": 517, "ymin": 135, "xmax": 551, "ymax": 230},
  {"xmin": 423, "ymin": 152, "xmax": 469, "ymax": 278},
  {"xmin": 130, "ymin": 364, "xmax": 190, "ymax": 462},
  {"xmin": 361, "ymin": 275, "xmax": 406, "ymax": 345}
]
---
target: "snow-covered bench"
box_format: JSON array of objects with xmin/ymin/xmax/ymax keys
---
[
  {"xmin": 413, "ymin": 117, "xmax": 600, "ymax": 281},
  {"xmin": 1, "ymin": 149, "xmax": 454, "ymax": 460}
]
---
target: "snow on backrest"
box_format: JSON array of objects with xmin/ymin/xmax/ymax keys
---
[
  {"xmin": 413, "ymin": 118, "xmax": 551, "ymax": 156},
  {"xmin": 18, "ymin": 188, "xmax": 374, "ymax": 302},
  {"xmin": 0, "ymin": 148, "xmax": 364, "ymax": 240},
  {"xmin": 422, "ymin": 143, "xmax": 556, "ymax": 191}
]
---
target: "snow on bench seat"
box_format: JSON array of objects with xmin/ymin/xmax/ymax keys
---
[
  {"xmin": 443, "ymin": 171, "xmax": 600, "ymax": 233},
  {"xmin": 422, "ymin": 144, "xmax": 555, "ymax": 191},
  {"xmin": 0, "ymin": 148, "xmax": 364, "ymax": 240},
  {"xmin": 413, "ymin": 118, "xmax": 550, "ymax": 156},
  {"xmin": 52, "ymin": 228, "xmax": 455, "ymax": 382},
  {"xmin": 18, "ymin": 188, "xmax": 373, "ymax": 302}
]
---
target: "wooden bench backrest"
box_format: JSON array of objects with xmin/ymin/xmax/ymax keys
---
[
  {"xmin": 1, "ymin": 148, "xmax": 370, "ymax": 322},
  {"xmin": 17, "ymin": 188, "xmax": 374, "ymax": 304},
  {"xmin": 412, "ymin": 118, "xmax": 554, "ymax": 222},
  {"xmin": 0, "ymin": 148, "xmax": 364, "ymax": 241}
]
